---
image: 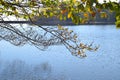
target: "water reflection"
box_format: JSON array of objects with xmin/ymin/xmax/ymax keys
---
[
  {"xmin": 0, "ymin": 60, "xmax": 69, "ymax": 80},
  {"xmin": 0, "ymin": 25, "xmax": 120, "ymax": 80}
]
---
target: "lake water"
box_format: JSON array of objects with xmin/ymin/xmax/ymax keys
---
[{"xmin": 0, "ymin": 25, "xmax": 120, "ymax": 80}]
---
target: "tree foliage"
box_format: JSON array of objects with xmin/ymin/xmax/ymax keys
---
[
  {"xmin": 0, "ymin": 0, "xmax": 119, "ymax": 26},
  {"xmin": 1, "ymin": 0, "xmax": 119, "ymax": 58}
]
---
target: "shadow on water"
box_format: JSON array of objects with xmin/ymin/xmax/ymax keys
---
[{"xmin": 0, "ymin": 59, "xmax": 70, "ymax": 80}]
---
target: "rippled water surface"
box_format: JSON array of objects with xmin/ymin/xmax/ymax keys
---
[{"xmin": 0, "ymin": 25, "xmax": 120, "ymax": 80}]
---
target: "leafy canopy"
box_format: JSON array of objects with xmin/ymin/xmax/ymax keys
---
[{"xmin": 0, "ymin": 0, "xmax": 120, "ymax": 27}]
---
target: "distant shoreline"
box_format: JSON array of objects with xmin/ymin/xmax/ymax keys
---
[
  {"xmin": 0, "ymin": 21, "xmax": 115, "ymax": 26},
  {"xmin": 37, "ymin": 22, "xmax": 115, "ymax": 26}
]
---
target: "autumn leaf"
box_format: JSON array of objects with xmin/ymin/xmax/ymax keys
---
[
  {"xmin": 116, "ymin": 20, "xmax": 120, "ymax": 28},
  {"xmin": 81, "ymin": 19, "xmax": 86, "ymax": 24},
  {"xmin": 73, "ymin": 0, "xmax": 76, "ymax": 3},
  {"xmin": 81, "ymin": 0, "xmax": 86, "ymax": 3},
  {"xmin": 79, "ymin": 43, "xmax": 86, "ymax": 49},
  {"xmin": 87, "ymin": 7, "xmax": 91, "ymax": 12},
  {"xmin": 50, "ymin": 12, "xmax": 53, "ymax": 17},
  {"xmin": 61, "ymin": 9, "xmax": 67, "ymax": 14},
  {"xmin": 78, "ymin": 50, "xmax": 81, "ymax": 55},
  {"xmin": 81, "ymin": 49, "xmax": 86, "ymax": 53},
  {"xmin": 100, "ymin": 12, "xmax": 107, "ymax": 18},
  {"xmin": 67, "ymin": 12, "xmax": 72, "ymax": 18},
  {"xmin": 58, "ymin": 24, "xmax": 64, "ymax": 30},
  {"xmin": 91, "ymin": 12, "xmax": 96, "ymax": 17},
  {"xmin": 69, "ymin": 30, "xmax": 73, "ymax": 34},
  {"xmin": 98, "ymin": 9, "xmax": 101, "ymax": 13},
  {"xmin": 84, "ymin": 13, "xmax": 89, "ymax": 18},
  {"xmin": 73, "ymin": 34, "xmax": 77, "ymax": 40},
  {"xmin": 15, "ymin": 0, "xmax": 19, "ymax": 3}
]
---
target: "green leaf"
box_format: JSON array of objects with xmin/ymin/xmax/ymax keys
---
[
  {"xmin": 116, "ymin": 20, "xmax": 120, "ymax": 29},
  {"xmin": 59, "ymin": 15, "xmax": 63, "ymax": 20}
]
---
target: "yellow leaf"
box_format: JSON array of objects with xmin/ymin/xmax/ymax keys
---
[
  {"xmin": 58, "ymin": 24, "xmax": 64, "ymax": 30},
  {"xmin": 14, "ymin": 10, "xmax": 18, "ymax": 15},
  {"xmin": 65, "ymin": 28, "xmax": 68, "ymax": 31},
  {"xmin": 15, "ymin": 0, "xmax": 19, "ymax": 2},
  {"xmin": 67, "ymin": 12, "xmax": 72, "ymax": 18},
  {"xmin": 78, "ymin": 50, "xmax": 81, "ymax": 55},
  {"xmin": 73, "ymin": 34, "xmax": 77, "ymax": 40},
  {"xmin": 80, "ymin": 43, "xmax": 84, "ymax": 47},
  {"xmin": 81, "ymin": 49, "xmax": 86, "ymax": 53},
  {"xmin": 79, "ymin": 43, "xmax": 86, "ymax": 49},
  {"xmin": 87, "ymin": 8, "xmax": 90, "ymax": 12},
  {"xmin": 0, "ymin": 8, "xmax": 3, "ymax": 12},
  {"xmin": 116, "ymin": 20, "xmax": 120, "ymax": 28},
  {"xmin": 100, "ymin": 12, "xmax": 107, "ymax": 18},
  {"xmin": 50, "ymin": 12, "xmax": 53, "ymax": 17},
  {"xmin": 81, "ymin": 19, "xmax": 85, "ymax": 24},
  {"xmin": 73, "ymin": 0, "xmax": 76, "ymax": 3},
  {"xmin": 81, "ymin": 0, "xmax": 86, "ymax": 2},
  {"xmin": 69, "ymin": 30, "xmax": 73, "ymax": 34},
  {"xmin": 84, "ymin": 13, "xmax": 88, "ymax": 18}
]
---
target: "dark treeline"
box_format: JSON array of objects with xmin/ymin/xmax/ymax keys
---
[{"xmin": 35, "ymin": 10, "xmax": 116, "ymax": 25}]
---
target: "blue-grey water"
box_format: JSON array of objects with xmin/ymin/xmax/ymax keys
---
[{"xmin": 0, "ymin": 25, "xmax": 120, "ymax": 80}]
